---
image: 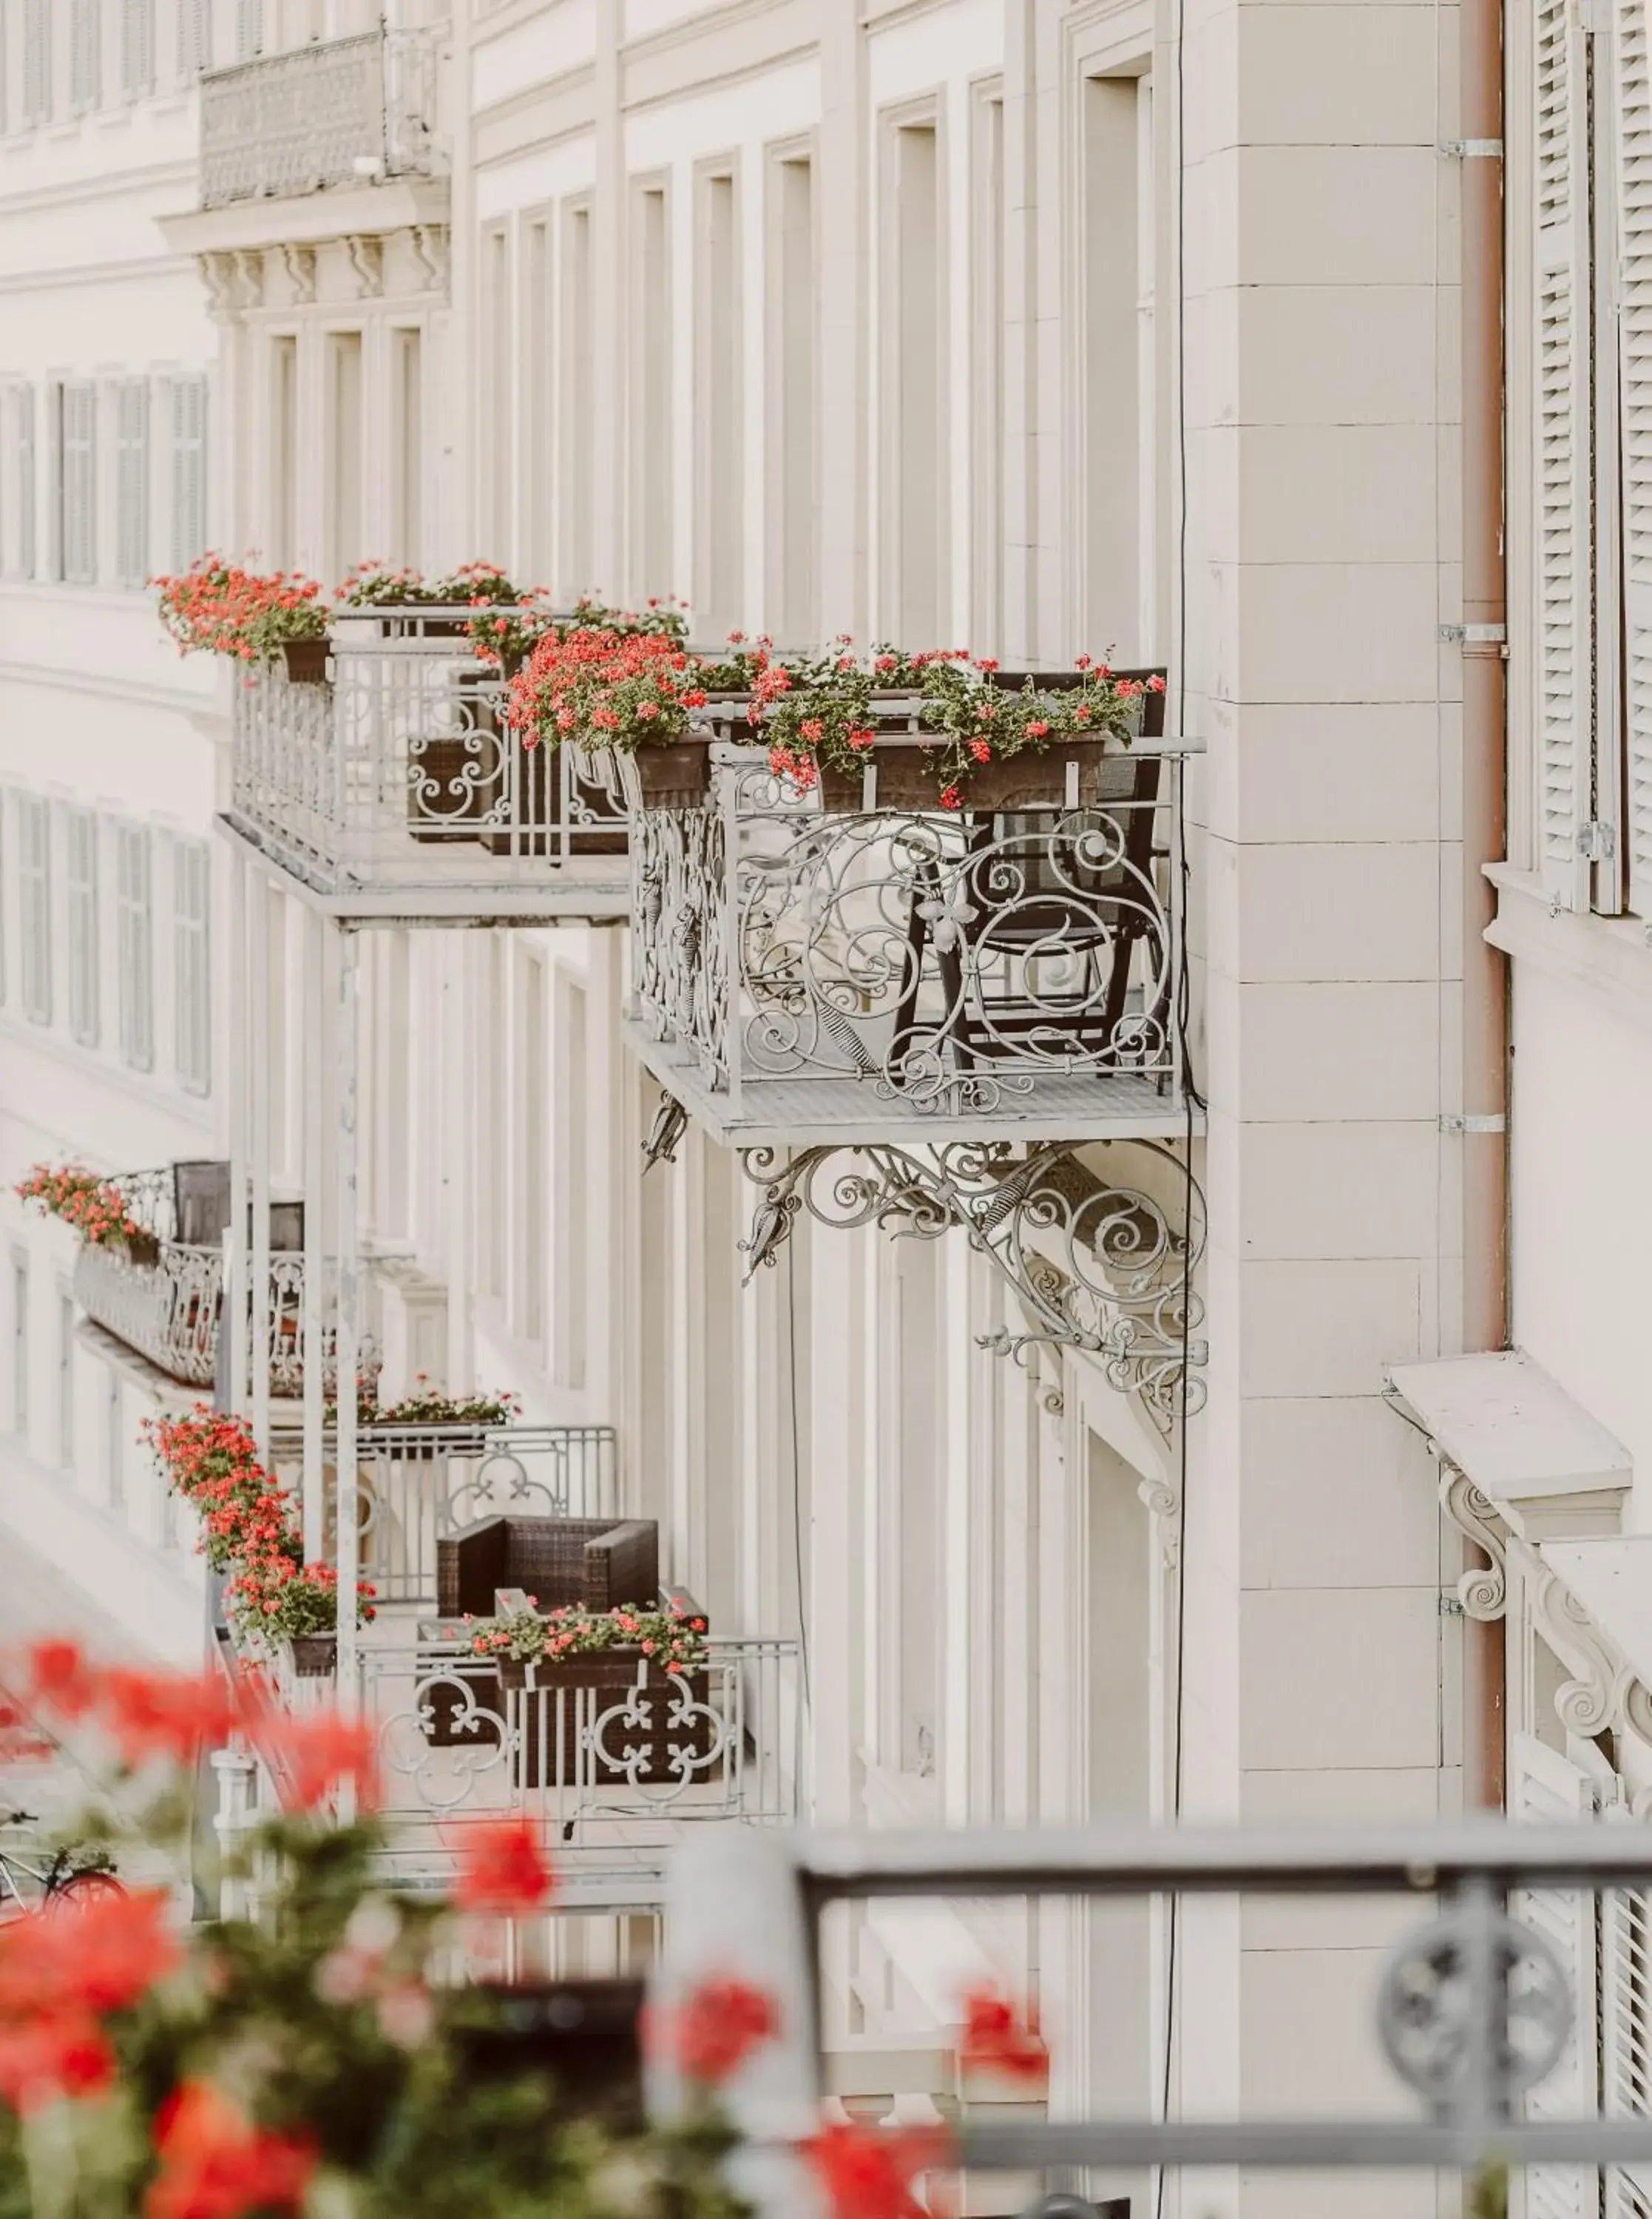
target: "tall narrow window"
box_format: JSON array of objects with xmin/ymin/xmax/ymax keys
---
[
  {"xmin": 22, "ymin": 0, "xmax": 50, "ymax": 126},
  {"xmin": 121, "ymin": 0, "xmax": 154, "ymax": 97},
  {"xmin": 174, "ymin": 837, "xmax": 211, "ymax": 1094},
  {"xmin": 885, "ymin": 121, "xmax": 944, "ymax": 645},
  {"xmin": 175, "ymin": 0, "xmax": 209, "ymax": 81},
  {"xmin": 115, "ymin": 823, "xmax": 154, "ymax": 1072},
  {"xmin": 561, "ymin": 202, "xmax": 594, "ymax": 593},
  {"xmin": 516, "ymin": 953, "xmax": 546, "ymax": 1344},
  {"xmin": 169, "ymin": 374, "xmax": 207, "ymax": 570},
  {"xmin": 696, "ymin": 169, "xmax": 742, "ymax": 640},
  {"xmin": 553, "ymin": 975, "xmax": 586, "ymax": 1389},
  {"xmin": 57, "ymin": 1286, "xmax": 73, "ymax": 1470},
  {"xmin": 236, "ymin": 0, "xmax": 262, "ymax": 60},
  {"xmin": 16, "ymin": 387, "xmax": 35, "ymax": 578},
  {"xmin": 325, "ymin": 333, "xmax": 363, "ymax": 582},
  {"xmin": 631, "ymin": 182, "xmax": 671, "ymax": 603},
  {"xmin": 771, "ymin": 154, "xmax": 816, "ymax": 647},
  {"xmin": 55, "ymin": 382, "xmax": 98, "ymax": 585},
  {"xmin": 484, "ymin": 230, "xmax": 512, "ymax": 563},
  {"xmin": 269, "ymin": 337, "xmax": 297, "ymax": 568},
  {"xmin": 10, "ymin": 1252, "xmax": 27, "ymax": 1438},
  {"xmin": 115, "ymin": 379, "xmax": 149, "ymax": 587},
  {"xmin": 71, "ymin": 0, "xmax": 101, "ymax": 110},
  {"xmin": 392, "ymin": 328, "xmax": 422, "ymax": 569},
  {"xmin": 524, "ymin": 220, "xmax": 552, "ymax": 581},
  {"xmin": 971, "ymin": 90, "xmax": 1006, "ymax": 658},
  {"xmin": 1080, "ymin": 75, "xmax": 1145, "ymax": 663},
  {"xmin": 18, "ymin": 794, "xmax": 51, "ymax": 1025},
  {"xmin": 66, "ymin": 808, "xmax": 99, "ymax": 1047}
]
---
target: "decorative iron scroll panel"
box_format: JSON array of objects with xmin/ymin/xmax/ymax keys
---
[
  {"xmin": 628, "ymin": 746, "xmax": 1182, "ymax": 1123},
  {"xmin": 199, "ymin": 30, "xmax": 439, "ymax": 209},
  {"xmin": 737, "ymin": 1138, "xmax": 1205, "ymax": 1430}
]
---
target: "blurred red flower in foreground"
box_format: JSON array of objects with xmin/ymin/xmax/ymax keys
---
[
  {"xmin": 452, "ymin": 1818, "xmax": 555, "ymax": 1914},
  {"xmin": 959, "ymin": 1985, "xmax": 1047, "ymax": 2084},
  {"xmin": 101, "ymin": 1666, "xmax": 240, "ymax": 1767},
  {"xmin": 254, "ymin": 1707, "xmax": 378, "ymax": 1813},
  {"xmin": 147, "ymin": 2081, "xmax": 316, "ymax": 2219},
  {"xmin": 647, "ymin": 1977, "xmax": 779, "ymax": 2087},
  {"xmin": 0, "ymin": 1887, "xmax": 178, "ymax": 2019},
  {"xmin": 24, "ymin": 1637, "xmax": 98, "ymax": 1720},
  {"xmin": 804, "ymin": 2122, "xmax": 952, "ymax": 2219},
  {"xmin": 0, "ymin": 2011, "xmax": 114, "ymax": 2112}
]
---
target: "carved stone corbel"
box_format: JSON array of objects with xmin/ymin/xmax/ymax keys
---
[
  {"xmin": 1437, "ymin": 1459, "xmax": 1509, "ymax": 1622},
  {"xmin": 280, "ymin": 243, "xmax": 316, "ymax": 305},
  {"xmin": 409, "ymin": 223, "xmax": 450, "ymax": 294},
  {"xmin": 345, "ymin": 234, "xmax": 385, "ymax": 300},
  {"xmin": 1533, "ymin": 1564, "xmax": 1620, "ymax": 1739},
  {"xmin": 198, "ymin": 251, "xmax": 240, "ymax": 317},
  {"xmin": 232, "ymin": 249, "xmax": 265, "ymax": 309}
]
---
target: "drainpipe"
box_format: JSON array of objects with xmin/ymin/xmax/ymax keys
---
[{"xmin": 1460, "ymin": 0, "xmax": 1509, "ymax": 1814}]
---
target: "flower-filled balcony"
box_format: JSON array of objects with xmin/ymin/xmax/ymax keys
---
[
  {"xmin": 620, "ymin": 663, "xmax": 1197, "ymax": 1149},
  {"xmin": 199, "ymin": 27, "xmax": 441, "ymax": 212},
  {"xmin": 223, "ymin": 603, "xmax": 631, "ymax": 920},
  {"xmin": 44, "ymin": 1161, "xmax": 370, "ymax": 1398}
]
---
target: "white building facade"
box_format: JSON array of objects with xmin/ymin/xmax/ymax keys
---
[{"xmin": 0, "ymin": 0, "xmax": 1602, "ymax": 2212}]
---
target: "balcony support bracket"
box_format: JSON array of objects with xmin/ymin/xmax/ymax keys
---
[{"xmin": 739, "ymin": 1138, "xmax": 1206, "ymax": 1432}]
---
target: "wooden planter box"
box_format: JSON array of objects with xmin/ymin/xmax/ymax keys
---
[
  {"xmin": 286, "ymin": 1634, "xmax": 336, "ymax": 1678},
  {"xmin": 820, "ymin": 737, "xmax": 1118, "ymax": 814},
  {"xmin": 501, "ymin": 1652, "xmax": 716, "ymax": 1789},
  {"xmin": 279, "ymin": 638, "xmax": 331, "ymax": 685},
  {"xmin": 631, "ymin": 740, "xmax": 712, "ymax": 811}
]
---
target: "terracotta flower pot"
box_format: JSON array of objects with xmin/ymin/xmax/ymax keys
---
[{"xmin": 279, "ymin": 636, "xmax": 331, "ymax": 686}]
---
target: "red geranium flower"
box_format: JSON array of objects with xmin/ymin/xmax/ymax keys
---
[
  {"xmin": 148, "ymin": 2081, "xmax": 316, "ymax": 2219},
  {"xmin": 0, "ymin": 1888, "xmax": 177, "ymax": 2021},
  {"xmin": 649, "ymin": 1978, "xmax": 779, "ymax": 2087},
  {"xmin": 959, "ymin": 1985, "xmax": 1046, "ymax": 2084},
  {"xmin": 24, "ymin": 1637, "xmax": 98, "ymax": 1720},
  {"xmin": 0, "ymin": 2010, "xmax": 115, "ymax": 2113},
  {"xmin": 803, "ymin": 2122, "xmax": 952, "ymax": 2219},
  {"xmin": 254, "ymin": 1708, "xmax": 378, "ymax": 1813},
  {"xmin": 453, "ymin": 1818, "xmax": 555, "ymax": 1914}
]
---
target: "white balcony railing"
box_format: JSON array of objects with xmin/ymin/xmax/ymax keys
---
[
  {"xmin": 226, "ymin": 613, "xmax": 630, "ymax": 919},
  {"xmin": 74, "ymin": 1164, "xmax": 373, "ymax": 1397},
  {"xmin": 200, "ymin": 29, "xmax": 441, "ymax": 210},
  {"xmin": 625, "ymin": 723, "xmax": 1196, "ymax": 1147}
]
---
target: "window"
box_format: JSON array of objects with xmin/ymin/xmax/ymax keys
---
[
  {"xmin": 57, "ymin": 1285, "xmax": 73, "ymax": 1469},
  {"xmin": 882, "ymin": 119, "xmax": 944, "ymax": 644},
  {"xmin": 630, "ymin": 181, "xmax": 671, "ymax": 602},
  {"xmin": 175, "ymin": 0, "xmax": 208, "ymax": 81},
  {"xmin": 15, "ymin": 386, "xmax": 34, "ymax": 578},
  {"xmin": 22, "ymin": 0, "xmax": 50, "ymax": 127},
  {"xmin": 174, "ymin": 837, "xmax": 211, "ymax": 1093},
  {"xmin": 10, "ymin": 1251, "xmax": 26, "ymax": 1438},
  {"xmin": 325, "ymin": 333, "xmax": 363, "ymax": 581},
  {"xmin": 17, "ymin": 793, "xmax": 51, "ymax": 1025},
  {"xmin": 971, "ymin": 89, "xmax": 1005, "ymax": 658},
  {"xmin": 524, "ymin": 220, "xmax": 552, "ymax": 581},
  {"xmin": 516, "ymin": 953, "xmax": 546, "ymax": 1342},
  {"xmin": 484, "ymin": 229, "xmax": 512, "ymax": 561},
  {"xmin": 71, "ymin": 0, "xmax": 101, "ymax": 110},
  {"xmin": 695, "ymin": 168, "xmax": 742, "ymax": 641},
  {"xmin": 106, "ymin": 1365, "xmax": 123, "ymax": 1511},
  {"xmin": 66, "ymin": 807, "xmax": 98, "ymax": 1047},
  {"xmin": 115, "ymin": 379, "xmax": 149, "ymax": 587},
  {"xmin": 269, "ymin": 337, "xmax": 297, "ymax": 569},
  {"xmin": 121, "ymin": 0, "xmax": 153, "ymax": 98},
  {"xmin": 561, "ymin": 201, "xmax": 594, "ymax": 593},
  {"xmin": 115, "ymin": 823, "xmax": 153, "ymax": 1071},
  {"xmin": 169, "ymin": 374, "xmax": 207, "ymax": 570},
  {"xmin": 236, "ymin": 0, "xmax": 262, "ymax": 61},
  {"xmin": 54, "ymin": 381, "xmax": 97, "ymax": 584},
  {"xmin": 1080, "ymin": 74, "xmax": 1151, "ymax": 664},
  {"xmin": 769, "ymin": 153, "xmax": 816, "ymax": 646}
]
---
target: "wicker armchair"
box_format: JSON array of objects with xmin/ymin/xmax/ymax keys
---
[{"xmin": 436, "ymin": 1514, "xmax": 660, "ymax": 1620}]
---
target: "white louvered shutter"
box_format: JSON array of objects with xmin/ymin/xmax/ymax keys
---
[
  {"xmin": 61, "ymin": 383, "xmax": 96, "ymax": 585},
  {"xmin": 1537, "ymin": 0, "xmax": 1597, "ymax": 911},
  {"xmin": 1608, "ymin": 0, "xmax": 1652, "ymax": 916},
  {"xmin": 16, "ymin": 387, "xmax": 34, "ymax": 580},
  {"xmin": 175, "ymin": 0, "xmax": 207, "ymax": 81},
  {"xmin": 169, "ymin": 375, "xmax": 206, "ymax": 570},
  {"xmin": 115, "ymin": 379, "xmax": 149, "ymax": 587},
  {"xmin": 1600, "ymin": 1794, "xmax": 1652, "ymax": 2219},
  {"xmin": 21, "ymin": 0, "xmax": 50, "ymax": 126},
  {"xmin": 236, "ymin": 0, "xmax": 263, "ymax": 61},
  {"xmin": 121, "ymin": 0, "xmax": 152, "ymax": 96},
  {"xmin": 70, "ymin": 0, "xmax": 100, "ymax": 110},
  {"xmin": 1511, "ymin": 1732, "xmax": 1602, "ymax": 2219}
]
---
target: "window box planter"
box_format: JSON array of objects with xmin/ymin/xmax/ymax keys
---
[
  {"xmin": 630, "ymin": 740, "xmax": 713, "ymax": 811},
  {"xmin": 286, "ymin": 1633, "xmax": 336, "ymax": 1678},
  {"xmin": 499, "ymin": 1650, "xmax": 717, "ymax": 1789},
  {"xmin": 279, "ymin": 638, "xmax": 331, "ymax": 686}
]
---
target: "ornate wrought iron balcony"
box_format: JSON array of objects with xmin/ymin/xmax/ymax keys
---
[
  {"xmin": 199, "ymin": 29, "xmax": 441, "ymax": 210},
  {"xmin": 223, "ymin": 612, "xmax": 629, "ymax": 921},
  {"xmin": 624, "ymin": 720, "xmax": 1198, "ymax": 1148},
  {"xmin": 75, "ymin": 1164, "xmax": 370, "ymax": 1397}
]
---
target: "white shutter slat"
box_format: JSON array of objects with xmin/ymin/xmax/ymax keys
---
[
  {"xmin": 1537, "ymin": 0, "xmax": 1596, "ymax": 911},
  {"xmin": 1611, "ymin": 0, "xmax": 1652, "ymax": 915},
  {"xmin": 121, "ymin": 0, "xmax": 152, "ymax": 97},
  {"xmin": 169, "ymin": 375, "xmax": 206, "ymax": 571},
  {"xmin": 16, "ymin": 387, "xmax": 35, "ymax": 581},
  {"xmin": 1512, "ymin": 1732, "xmax": 1602, "ymax": 2219}
]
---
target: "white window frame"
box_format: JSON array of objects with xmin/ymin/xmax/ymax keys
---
[
  {"xmin": 115, "ymin": 820, "xmax": 154, "ymax": 1072},
  {"xmin": 115, "ymin": 378, "xmax": 149, "ymax": 588},
  {"xmin": 172, "ymin": 836, "xmax": 211, "ymax": 1095},
  {"xmin": 17, "ymin": 792, "xmax": 51, "ymax": 1026},
  {"xmin": 65, "ymin": 806, "xmax": 98, "ymax": 1047}
]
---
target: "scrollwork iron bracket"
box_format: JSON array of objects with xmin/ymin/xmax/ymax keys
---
[{"xmin": 739, "ymin": 1138, "xmax": 1206, "ymax": 1432}]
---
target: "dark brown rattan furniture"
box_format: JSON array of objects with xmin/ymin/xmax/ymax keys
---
[{"xmin": 436, "ymin": 1514, "xmax": 660, "ymax": 1621}]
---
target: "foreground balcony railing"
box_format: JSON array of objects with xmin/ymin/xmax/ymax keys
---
[
  {"xmin": 624, "ymin": 720, "xmax": 1196, "ymax": 1147},
  {"xmin": 75, "ymin": 1163, "xmax": 369, "ymax": 1396},
  {"xmin": 200, "ymin": 28, "xmax": 441, "ymax": 210},
  {"xmin": 225, "ymin": 611, "xmax": 630, "ymax": 919}
]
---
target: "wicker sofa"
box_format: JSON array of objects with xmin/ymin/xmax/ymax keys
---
[{"xmin": 435, "ymin": 1513, "xmax": 660, "ymax": 1621}]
